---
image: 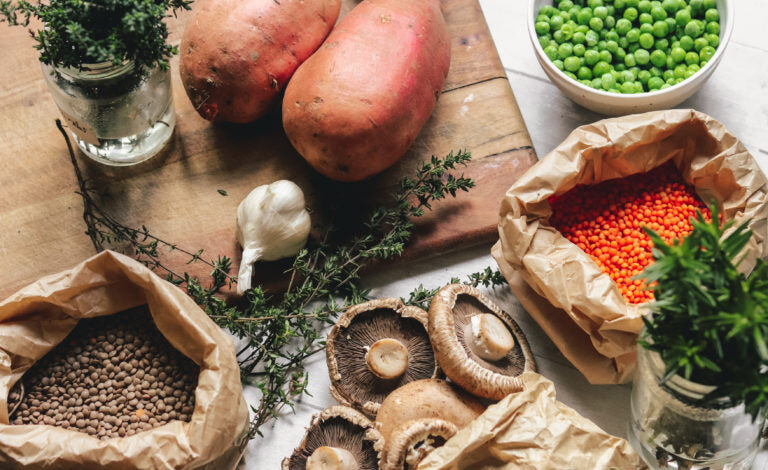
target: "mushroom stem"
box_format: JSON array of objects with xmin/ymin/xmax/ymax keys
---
[
  {"xmin": 365, "ymin": 338, "xmax": 409, "ymax": 379},
  {"xmin": 468, "ymin": 314, "xmax": 515, "ymax": 361},
  {"xmin": 306, "ymin": 446, "xmax": 358, "ymax": 470}
]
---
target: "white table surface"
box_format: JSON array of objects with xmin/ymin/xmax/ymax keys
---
[{"xmin": 243, "ymin": 0, "xmax": 768, "ymax": 467}]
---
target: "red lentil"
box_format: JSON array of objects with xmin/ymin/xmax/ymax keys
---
[{"xmin": 548, "ymin": 162, "xmax": 710, "ymax": 304}]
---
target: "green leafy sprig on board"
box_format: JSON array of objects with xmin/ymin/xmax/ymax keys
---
[
  {"xmin": 56, "ymin": 119, "xmax": 507, "ymax": 439},
  {"xmin": 638, "ymin": 203, "xmax": 768, "ymax": 418},
  {"xmin": 0, "ymin": 0, "xmax": 192, "ymax": 71}
]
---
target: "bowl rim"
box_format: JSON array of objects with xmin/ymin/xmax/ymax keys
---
[{"xmin": 527, "ymin": 0, "xmax": 735, "ymax": 100}]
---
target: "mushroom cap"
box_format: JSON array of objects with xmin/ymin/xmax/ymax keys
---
[
  {"xmin": 326, "ymin": 298, "xmax": 439, "ymax": 416},
  {"xmin": 428, "ymin": 284, "xmax": 536, "ymax": 400},
  {"xmin": 374, "ymin": 378, "xmax": 484, "ymax": 445},
  {"xmin": 379, "ymin": 419, "xmax": 458, "ymax": 470},
  {"xmin": 282, "ymin": 405, "xmax": 383, "ymax": 470}
]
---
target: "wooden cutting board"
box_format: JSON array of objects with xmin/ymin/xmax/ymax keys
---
[{"xmin": 0, "ymin": 0, "xmax": 536, "ymax": 299}]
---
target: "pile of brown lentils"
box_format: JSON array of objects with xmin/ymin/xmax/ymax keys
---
[{"xmin": 9, "ymin": 307, "xmax": 199, "ymax": 439}]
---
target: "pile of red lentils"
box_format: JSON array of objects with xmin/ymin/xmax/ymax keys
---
[{"xmin": 548, "ymin": 162, "xmax": 710, "ymax": 304}]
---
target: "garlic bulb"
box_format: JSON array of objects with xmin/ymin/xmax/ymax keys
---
[{"xmin": 236, "ymin": 180, "xmax": 311, "ymax": 294}]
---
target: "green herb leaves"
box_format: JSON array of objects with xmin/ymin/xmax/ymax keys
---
[
  {"xmin": 1, "ymin": 0, "xmax": 192, "ymax": 70},
  {"xmin": 638, "ymin": 203, "xmax": 768, "ymax": 417}
]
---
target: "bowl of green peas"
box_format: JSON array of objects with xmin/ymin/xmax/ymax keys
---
[{"xmin": 529, "ymin": 0, "xmax": 733, "ymax": 115}]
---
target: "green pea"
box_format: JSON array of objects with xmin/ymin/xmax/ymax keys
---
[
  {"xmin": 648, "ymin": 76, "xmax": 664, "ymax": 89},
  {"xmin": 650, "ymin": 6, "xmax": 667, "ymax": 20},
  {"xmin": 588, "ymin": 0, "xmax": 604, "ymax": 8},
  {"xmin": 615, "ymin": 63, "xmax": 627, "ymax": 71},
  {"xmin": 616, "ymin": 18, "xmax": 632, "ymax": 35},
  {"xmin": 573, "ymin": 31, "xmax": 587, "ymax": 44},
  {"xmin": 577, "ymin": 7, "xmax": 593, "ymax": 25},
  {"xmin": 660, "ymin": 83, "xmax": 672, "ymax": 89},
  {"xmin": 590, "ymin": 17, "xmax": 604, "ymax": 31},
  {"xmin": 540, "ymin": 5, "xmax": 557, "ymax": 17},
  {"xmin": 606, "ymin": 30, "xmax": 620, "ymax": 42},
  {"xmin": 666, "ymin": 55, "xmax": 676, "ymax": 68},
  {"xmin": 577, "ymin": 24, "xmax": 590, "ymax": 34},
  {"xmin": 553, "ymin": 59, "xmax": 565, "ymax": 70},
  {"xmin": 638, "ymin": 0, "xmax": 652, "ymax": 13},
  {"xmin": 627, "ymin": 0, "xmax": 639, "ymax": 8},
  {"xmin": 650, "ymin": 49, "xmax": 667, "ymax": 67},
  {"xmin": 661, "ymin": 0, "xmax": 680, "ymax": 13},
  {"xmin": 679, "ymin": 35, "xmax": 694, "ymax": 51},
  {"xmin": 605, "ymin": 15, "xmax": 616, "ymax": 28},
  {"xmin": 640, "ymin": 23, "xmax": 654, "ymax": 34},
  {"xmin": 599, "ymin": 50, "xmax": 613, "ymax": 62},
  {"xmin": 703, "ymin": 0, "xmax": 715, "ymax": 8},
  {"xmin": 591, "ymin": 77, "xmax": 603, "ymax": 89},
  {"xmin": 638, "ymin": 69, "xmax": 651, "ymax": 84},
  {"xmin": 629, "ymin": 66, "xmax": 640, "ymax": 78},
  {"xmin": 634, "ymin": 81, "xmax": 645, "ymax": 92},
  {"xmin": 615, "ymin": 0, "xmax": 626, "ymax": 9},
  {"xmin": 574, "ymin": 43, "xmax": 587, "ymax": 56},
  {"xmin": 689, "ymin": 0, "xmax": 705, "ymax": 15},
  {"xmin": 565, "ymin": 71, "xmax": 578, "ymax": 80},
  {"xmin": 705, "ymin": 33, "xmax": 719, "ymax": 48},
  {"xmin": 663, "ymin": 69, "xmax": 674, "ymax": 80},
  {"xmin": 606, "ymin": 40, "xmax": 619, "ymax": 53},
  {"xmin": 612, "ymin": 70, "xmax": 623, "ymax": 82},
  {"xmin": 598, "ymin": 39, "xmax": 607, "ymax": 50},
  {"xmin": 537, "ymin": 14, "xmax": 549, "ymax": 24},
  {"xmin": 606, "ymin": 5, "xmax": 615, "ymax": 16},
  {"xmin": 578, "ymin": 66, "xmax": 593, "ymax": 79},
  {"xmin": 554, "ymin": 30, "xmax": 566, "ymax": 44},
  {"xmin": 559, "ymin": 42, "xmax": 574, "ymax": 59},
  {"xmin": 694, "ymin": 37, "xmax": 708, "ymax": 51},
  {"xmin": 655, "ymin": 38, "xmax": 669, "ymax": 51},
  {"xmin": 545, "ymin": 44, "xmax": 559, "ymax": 61},
  {"xmin": 561, "ymin": 23, "xmax": 575, "ymax": 37},
  {"xmin": 670, "ymin": 46, "xmax": 685, "ymax": 62},
  {"xmin": 665, "ymin": 17, "xmax": 677, "ymax": 32},
  {"xmin": 684, "ymin": 21, "xmax": 702, "ymax": 38},
  {"xmin": 621, "ymin": 81, "xmax": 636, "ymax": 93},
  {"xmin": 536, "ymin": 22, "xmax": 551, "ymax": 35},
  {"xmin": 624, "ymin": 7, "xmax": 639, "ymax": 21},
  {"xmin": 688, "ymin": 63, "xmax": 701, "ymax": 73},
  {"xmin": 619, "ymin": 36, "xmax": 630, "ymax": 48},
  {"xmin": 594, "ymin": 6, "xmax": 608, "ymax": 18},
  {"xmin": 699, "ymin": 45, "xmax": 715, "ymax": 61},
  {"xmin": 594, "ymin": 60, "xmax": 612, "ymax": 76},
  {"xmin": 559, "ymin": 0, "xmax": 574, "ymax": 11},
  {"xmin": 653, "ymin": 20, "xmax": 669, "ymax": 38},
  {"xmin": 635, "ymin": 48, "xmax": 650, "ymax": 65},
  {"xmin": 674, "ymin": 8, "xmax": 690, "ymax": 27},
  {"xmin": 601, "ymin": 72, "xmax": 616, "ymax": 89},
  {"xmin": 564, "ymin": 55, "xmax": 581, "ymax": 71},
  {"xmin": 628, "ymin": 42, "xmax": 640, "ymax": 53},
  {"xmin": 670, "ymin": 40, "xmax": 680, "ymax": 49},
  {"xmin": 560, "ymin": 10, "xmax": 571, "ymax": 21},
  {"xmin": 673, "ymin": 64, "xmax": 688, "ymax": 78},
  {"xmin": 624, "ymin": 52, "xmax": 637, "ymax": 67},
  {"xmin": 586, "ymin": 30, "xmax": 600, "ymax": 46},
  {"xmin": 569, "ymin": 6, "xmax": 581, "ymax": 17},
  {"xmin": 585, "ymin": 49, "xmax": 601, "ymax": 65},
  {"xmin": 650, "ymin": 66, "xmax": 663, "ymax": 77},
  {"xmin": 627, "ymin": 28, "xmax": 641, "ymax": 42},
  {"xmin": 615, "ymin": 47, "xmax": 627, "ymax": 60},
  {"xmin": 639, "ymin": 32, "xmax": 655, "ymax": 48},
  {"xmin": 705, "ymin": 8, "xmax": 719, "ymax": 23},
  {"xmin": 706, "ymin": 21, "xmax": 720, "ymax": 35}
]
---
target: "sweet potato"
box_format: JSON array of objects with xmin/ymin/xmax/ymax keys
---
[
  {"xmin": 282, "ymin": 0, "xmax": 451, "ymax": 182},
  {"xmin": 180, "ymin": 0, "xmax": 341, "ymax": 123}
]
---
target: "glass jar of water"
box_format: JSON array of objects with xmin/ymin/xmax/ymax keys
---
[{"xmin": 42, "ymin": 61, "xmax": 175, "ymax": 166}]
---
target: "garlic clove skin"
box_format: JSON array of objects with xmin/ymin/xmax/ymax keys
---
[{"xmin": 236, "ymin": 180, "xmax": 311, "ymax": 295}]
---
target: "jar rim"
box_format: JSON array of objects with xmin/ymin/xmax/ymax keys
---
[{"xmin": 53, "ymin": 60, "xmax": 137, "ymax": 81}]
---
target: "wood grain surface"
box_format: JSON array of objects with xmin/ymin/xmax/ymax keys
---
[{"xmin": 0, "ymin": 0, "xmax": 536, "ymax": 299}]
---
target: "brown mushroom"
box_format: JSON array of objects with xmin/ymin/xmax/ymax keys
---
[
  {"xmin": 374, "ymin": 378, "xmax": 485, "ymax": 470},
  {"xmin": 428, "ymin": 284, "xmax": 536, "ymax": 400},
  {"xmin": 326, "ymin": 298, "xmax": 439, "ymax": 416},
  {"xmin": 282, "ymin": 405, "xmax": 383, "ymax": 470}
]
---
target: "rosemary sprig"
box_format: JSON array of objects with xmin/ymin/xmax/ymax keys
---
[{"xmin": 58, "ymin": 120, "xmax": 478, "ymax": 438}]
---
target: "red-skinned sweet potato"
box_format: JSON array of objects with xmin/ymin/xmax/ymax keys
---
[
  {"xmin": 282, "ymin": 0, "xmax": 451, "ymax": 182},
  {"xmin": 180, "ymin": 0, "xmax": 341, "ymax": 123}
]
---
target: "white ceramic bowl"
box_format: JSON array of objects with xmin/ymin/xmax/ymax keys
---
[{"xmin": 528, "ymin": 0, "xmax": 734, "ymax": 115}]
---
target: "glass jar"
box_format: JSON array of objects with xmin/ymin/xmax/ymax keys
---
[
  {"xmin": 42, "ymin": 61, "xmax": 175, "ymax": 166},
  {"xmin": 628, "ymin": 346, "xmax": 764, "ymax": 470}
]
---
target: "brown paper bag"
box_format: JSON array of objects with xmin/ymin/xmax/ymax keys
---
[
  {"xmin": 0, "ymin": 250, "xmax": 249, "ymax": 470},
  {"xmin": 492, "ymin": 109, "xmax": 768, "ymax": 384},
  {"xmin": 418, "ymin": 371, "xmax": 647, "ymax": 470}
]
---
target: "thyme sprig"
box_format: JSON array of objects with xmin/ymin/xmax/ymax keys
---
[
  {"xmin": 638, "ymin": 203, "xmax": 768, "ymax": 418},
  {"xmin": 58, "ymin": 120, "xmax": 479, "ymax": 438},
  {"xmin": 1, "ymin": 0, "xmax": 192, "ymax": 70}
]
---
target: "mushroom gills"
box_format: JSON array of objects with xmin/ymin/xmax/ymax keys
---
[
  {"xmin": 307, "ymin": 446, "xmax": 357, "ymax": 470},
  {"xmin": 365, "ymin": 338, "xmax": 409, "ymax": 379},
  {"xmin": 467, "ymin": 313, "xmax": 515, "ymax": 361}
]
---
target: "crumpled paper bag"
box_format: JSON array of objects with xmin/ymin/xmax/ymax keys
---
[
  {"xmin": 491, "ymin": 109, "xmax": 768, "ymax": 384},
  {"xmin": 418, "ymin": 371, "xmax": 647, "ymax": 470},
  {"xmin": 0, "ymin": 250, "xmax": 249, "ymax": 470}
]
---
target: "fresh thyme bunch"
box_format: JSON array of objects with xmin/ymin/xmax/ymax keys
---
[
  {"xmin": 639, "ymin": 203, "xmax": 768, "ymax": 418},
  {"xmin": 0, "ymin": 0, "xmax": 192, "ymax": 71},
  {"xmin": 56, "ymin": 120, "xmax": 506, "ymax": 439}
]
